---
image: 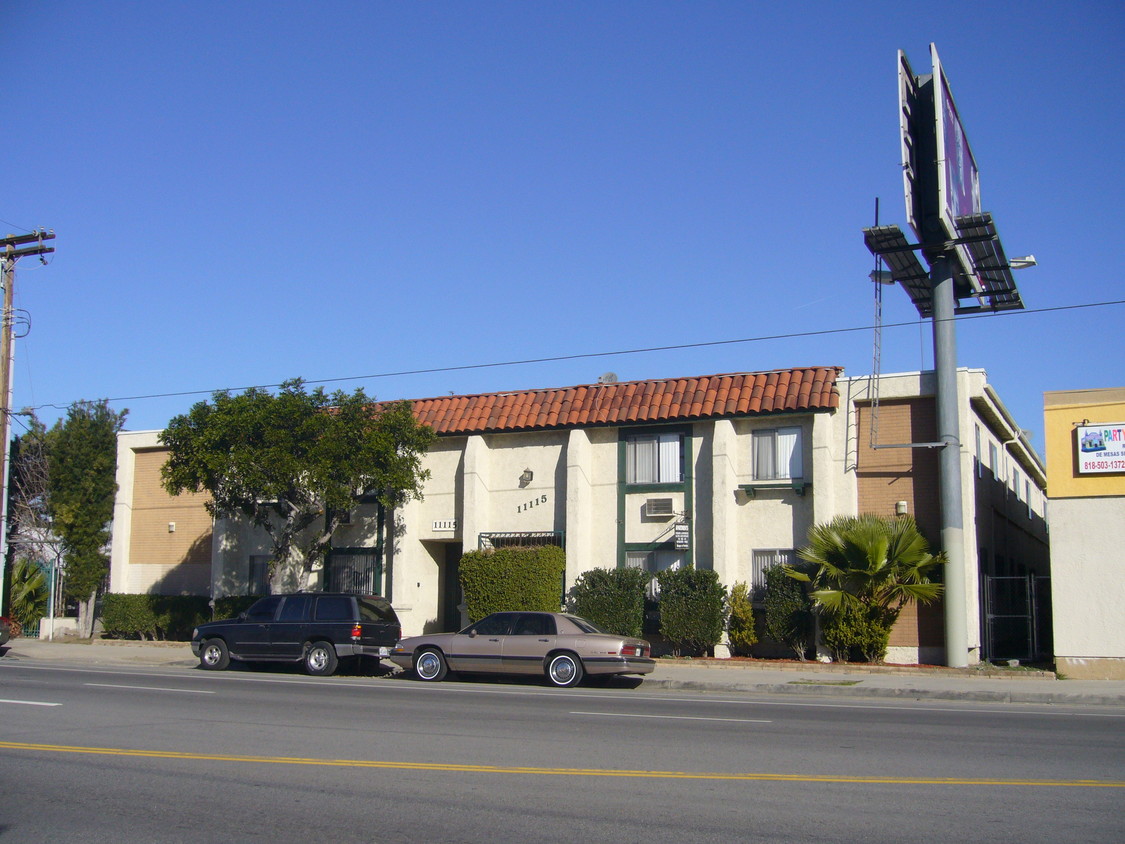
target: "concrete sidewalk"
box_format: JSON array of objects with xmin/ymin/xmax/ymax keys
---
[{"xmin": 4, "ymin": 638, "xmax": 1124, "ymax": 707}]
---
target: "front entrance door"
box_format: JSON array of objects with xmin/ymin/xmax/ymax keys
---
[{"xmin": 440, "ymin": 544, "xmax": 464, "ymax": 632}]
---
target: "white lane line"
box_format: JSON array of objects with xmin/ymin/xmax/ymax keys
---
[
  {"xmin": 571, "ymin": 711, "xmax": 770, "ymax": 724},
  {"xmin": 85, "ymin": 683, "xmax": 214, "ymax": 695},
  {"xmin": 0, "ymin": 699, "xmax": 62, "ymax": 707}
]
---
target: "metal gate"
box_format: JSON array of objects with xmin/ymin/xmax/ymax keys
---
[
  {"xmin": 982, "ymin": 575, "xmax": 1052, "ymax": 662},
  {"xmin": 324, "ymin": 549, "xmax": 382, "ymax": 595}
]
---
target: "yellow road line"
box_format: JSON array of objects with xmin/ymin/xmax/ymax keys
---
[{"xmin": 1, "ymin": 741, "xmax": 1120, "ymax": 788}]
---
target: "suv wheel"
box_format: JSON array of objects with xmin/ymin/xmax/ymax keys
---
[
  {"xmin": 305, "ymin": 641, "xmax": 339, "ymax": 677},
  {"xmin": 199, "ymin": 639, "xmax": 230, "ymax": 671}
]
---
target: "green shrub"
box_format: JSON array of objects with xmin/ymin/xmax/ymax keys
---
[
  {"xmin": 213, "ymin": 595, "xmax": 263, "ymax": 621},
  {"xmin": 655, "ymin": 566, "xmax": 727, "ymax": 657},
  {"xmin": 459, "ymin": 546, "xmax": 567, "ymax": 622},
  {"xmin": 762, "ymin": 564, "xmax": 814, "ymax": 660},
  {"xmin": 152, "ymin": 595, "xmax": 212, "ymax": 640},
  {"xmin": 821, "ymin": 603, "xmax": 899, "ymax": 663},
  {"xmin": 571, "ymin": 567, "xmax": 649, "ymax": 637},
  {"xmin": 727, "ymin": 581, "xmax": 757, "ymax": 655},
  {"xmin": 100, "ymin": 594, "xmax": 213, "ymax": 640},
  {"xmin": 101, "ymin": 594, "xmax": 159, "ymax": 640}
]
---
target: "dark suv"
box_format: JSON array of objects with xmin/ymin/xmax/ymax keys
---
[{"xmin": 190, "ymin": 593, "xmax": 401, "ymax": 677}]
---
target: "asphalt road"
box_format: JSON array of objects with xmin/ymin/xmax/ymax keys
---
[{"xmin": 2, "ymin": 661, "xmax": 1123, "ymax": 843}]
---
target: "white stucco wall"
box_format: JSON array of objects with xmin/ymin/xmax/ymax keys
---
[{"xmin": 1050, "ymin": 496, "xmax": 1125, "ymax": 677}]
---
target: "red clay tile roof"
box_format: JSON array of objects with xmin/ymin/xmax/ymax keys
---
[{"xmin": 404, "ymin": 367, "xmax": 842, "ymax": 436}]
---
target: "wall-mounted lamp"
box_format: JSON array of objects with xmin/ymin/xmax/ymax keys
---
[
  {"xmin": 519, "ymin": 468, "xmax": 533, "ymax": 488},
  {"xmin": 895, "ymin": 501, "xmax": 908, "ymax": 516},
  {"xmin": 168, "ymin": 521, "xmax": 176, "ymax": 533}
]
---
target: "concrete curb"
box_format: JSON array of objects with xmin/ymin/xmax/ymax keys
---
[{"xmin": 5, "ymin": 640, "xmax": 1124, "ymax": 707}]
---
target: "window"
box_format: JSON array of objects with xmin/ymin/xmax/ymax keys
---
[
  {"xmin": 248, "ymin": 555, "xmax": 271, "ymax": 594},
  {"xmin": 314, "ymin": 595, "xmax": 353, "ymax": 621},
  {"xmin": 625, "ymin": 431, "xmax": 683, "ymax": 485},
  {"xmin": 245, "ymin": 595, "xmax": 282, "ymax": 622},
  {"xmin": 1025, "ymin": 479, "xmax": 1033, "ymax": 519},
  {"xmin": 626, "ymin": 549, "xmax": 686, "ymax": 599},
  {"xmin": 988, "ymin": 441, "xmax": 998, "ymax": 479},
  {"xmin": 278, "ymin": 595, "xmax": 312, "ymax": 622},
  {"xmin": 975, "ymin": 424, "xmax": 983, "ymax": 478},
  {"xmin": 512, "ymin": 614, "xmax": 555, "ymax": 636},
  {"xmin": 752, "ymin": 549, "xmax": 797, "ymax": 592},
  {"xmin": 752, "ymin": 427, "xmax": 803, "ymax": 481},
  {"xmin": 469, "ymin": 614, "xmax": 514, "ymax": 636},
  {"xmin": 625, "ymin": 549, "xmax": 685, "ymax": 574}
]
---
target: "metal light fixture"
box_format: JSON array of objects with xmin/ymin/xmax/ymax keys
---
[{"xmin": 519, "ymin": 468, "xmax": 533, "ymax": 487}]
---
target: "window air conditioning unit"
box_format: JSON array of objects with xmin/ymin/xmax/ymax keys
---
[{"xmin": 644, "ymin": 498, "xmax": 675, "ymax": 518}]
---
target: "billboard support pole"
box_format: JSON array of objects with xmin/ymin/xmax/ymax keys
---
[{"xmin": 931, "ymin": 254, "xmax": 969, "ymax": 667}]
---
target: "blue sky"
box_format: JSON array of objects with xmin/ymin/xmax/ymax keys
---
[{"xmin": 3, "ymin": 1, "xmax": 1123, "ymax": 458}]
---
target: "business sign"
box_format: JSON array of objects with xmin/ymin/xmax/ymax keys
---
[
  {"xmin": 1077, "ymin": 423, "xmax": 1125, "ymax": 474},
  {"xmin": 897, "ymin": 45, "xmax": 982, "ymax": 295},
  {"xmin": 898, "ymin": 49, "xmax": 924, "ymax": 240}
]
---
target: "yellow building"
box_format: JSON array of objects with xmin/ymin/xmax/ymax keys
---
[{"xmin": 1045, "ymin": 387, "xmax": 1125, "ymax": 679}]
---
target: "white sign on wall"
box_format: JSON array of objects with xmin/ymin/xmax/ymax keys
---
[{"xmin": 1077, "ymin": 423, "xmax": 1125, "ymax": 474}]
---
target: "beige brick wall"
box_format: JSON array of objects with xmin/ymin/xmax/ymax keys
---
[
  {"xmin": 855, "ymin": 399, "xmax": 944, "ymax": 652},
  {"xmin": 128, "ymin": 449, "xmax": 212, "ymax": 568}
]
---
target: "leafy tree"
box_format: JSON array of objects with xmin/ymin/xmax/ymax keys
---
[
  {"xmin": 45, "ymin": 400, "xmax": 128, "ymax": 637},
  {"xmin": 788, "ymin": 514, "xmax": 945, "ymax": 662},
  {"xmin": 160, "ymin": 379, "xmax": 435, "ymax": 590},
  {"xmin": 6, "ymin": 417, "xmax": 62, "ymax": 616},
  {"xmin": 762, "ymin": 563, "xmax": 814, "ymax": 660},
  {"xmin": 726, "ymin": 581, "xmax": 757, "ymax": 655}
]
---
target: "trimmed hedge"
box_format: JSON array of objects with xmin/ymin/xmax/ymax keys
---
[
  {"xmin": 213, "ymin": 595, "xmax": 263, "ymax": 621},
  {"xmin": 100, "ymin": 594, "xmax": 212, "ymax": 641},
  {"xmin": 570, "ymin": 567, "xmax": 650, "ymax": 637},
  {"xmin": 459, "ymin": 546, "xmax": 566, "ymax": 622},
  {"xmin": 762, "ymin": 564, "xmax": 815, "ymax": 660},
  {"xmin": 655, "ymin": 567, "xmax": 727, "ymax": 657}
]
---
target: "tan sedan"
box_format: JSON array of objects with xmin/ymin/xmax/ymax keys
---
[{"xmin": 389, "ymin": 611, "xmax": 655, "ymax": 687}]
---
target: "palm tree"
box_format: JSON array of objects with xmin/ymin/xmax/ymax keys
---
[
  {"xmin": 10, "ymin": 557, "xmax": 49, "ymax": 628},
  {"xmin": 787, "ymin": 514, "xmax": 945, "ymax": 662}
]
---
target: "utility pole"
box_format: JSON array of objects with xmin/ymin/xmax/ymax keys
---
[{"xmin": 0, "ymin": 230, "xmax": 55, "ymax": 614}]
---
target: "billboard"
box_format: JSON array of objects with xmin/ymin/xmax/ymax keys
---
[
  {"xmin": 933, "ymin": 44, "xmax": 981, "ymax": 231},
  {"xmin": 1077, "ymin": 423, "xmax": 1125, "ymax": 474}
]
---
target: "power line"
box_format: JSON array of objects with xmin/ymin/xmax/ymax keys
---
[{"xmin": 23, "ymin": 297, "xmax": 1125, "ymax": 413}]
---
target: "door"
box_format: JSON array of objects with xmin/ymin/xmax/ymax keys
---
[
  {"xmin": 446, "ymin": 613, "xmax": 513, "ymax": 673},
  {"xmin": 270, "ymin": 594, "xmax": 313, "ymax": 659},
  {"xmin": 502, "ymin": 613, "xmax": 557, "ymax": 675},
  {"xmin": 230, "ymin": 595, "xmax": 283, "ymax": 657},
  {"xmin": 440, "ymin": 544, "xmax": 465, "ymax": 632}
]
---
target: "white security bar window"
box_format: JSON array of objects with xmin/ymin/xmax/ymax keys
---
[
  {"xmin": 751, "ymin": 549, "xmax": 797, "ymax": 591},
  {"xmin": 626, "ymin": 549, "xmax": 685, "ymax": 598},
  {"xmin": 625, "ymin": 432, "xmax": 683, "ymax": 484},
  {"xmin": 752, "ymin": 427, "xmax": 803, "ymax": 480}
]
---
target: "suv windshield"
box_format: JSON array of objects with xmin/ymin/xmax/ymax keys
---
[{"xmin": 357, "ymin": 596, "xmax": 397, "ymax": 622}]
